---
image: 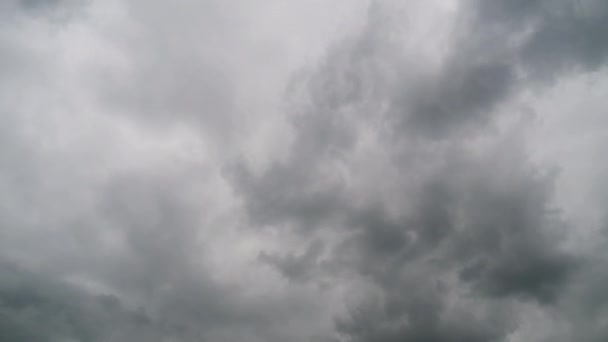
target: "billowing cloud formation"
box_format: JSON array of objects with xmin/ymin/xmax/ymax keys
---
[{"xmin": 1, "ymin": 0, "xmax": 608, "ymax": 341}]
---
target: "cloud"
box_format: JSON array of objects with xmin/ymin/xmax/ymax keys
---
[
  {"xmin": 0, "ymin": 259, "xmax": 159, "ymax": 342},
  {"xmin": 229, "ymin": 1, "xmax": 608, "ymax": 341},
  {"xmin": 470, "ymin": 0, "xmax": 608, "ymax": 80},
  {"xmin": 1, "ymin": 0, "xmax": 608, "ymax": 341}
]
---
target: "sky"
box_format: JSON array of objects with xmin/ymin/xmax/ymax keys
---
[{"xmin": 1, "ymin": 0, "xmax": 608, "ymax": 341}]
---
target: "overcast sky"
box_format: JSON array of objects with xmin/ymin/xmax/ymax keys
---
[{"xmin": 1, "ymin": 0, "xmax": 608, "ymax": 341}]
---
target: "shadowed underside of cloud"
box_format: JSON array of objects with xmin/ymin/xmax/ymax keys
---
[
  {"xmin": 0, "ymin": 260, "xmax": 157, "ymax": 342},
  {"xmin": 1, "ymin": 0, "xmax": 608, "ymax": 341}
]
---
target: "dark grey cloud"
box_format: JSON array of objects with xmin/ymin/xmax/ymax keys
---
[
  {"xmin": 259, "ymin": 239, "xmax": 325, "ymax": 283},
  {"xmin": 322, "ymin": 148, "xmax": 578, "ymax": 342},
  {"xmin": 335, "ymin": 276, "xmax": 514, "ymax": 342},
  {"xmin": 228, "ymin": 1, "xmax": 608, "ymax": 342},
  {"xmin": 0, "ymin": 259, "xmax": 160, "ymax": 342},
  {"xmin": 18, "ymin": 0, "xmax": 61, "ymax": 11},
  {"xmin": 2, "ymin": 0, "xmax": 608, "ymax": 341},
  {"xmin": 0, "ymin": 0, "xmax": 85, "ymax": 22},
  {"xmin": 402, "ymin": 60, "xmax": 516, "ymax": 138},
  {"xmin": 470, "ymin": 0, "xmax": 608, "ymax": 82}
]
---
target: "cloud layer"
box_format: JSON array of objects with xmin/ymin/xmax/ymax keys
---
[{"xmin": 1, "ymin": 0, "xmax": 608, "ymax": 341}]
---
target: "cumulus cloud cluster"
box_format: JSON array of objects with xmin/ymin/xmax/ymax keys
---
[{"xmin": 1, "ymin": 0, "xmax": 608, "ymax": 341}]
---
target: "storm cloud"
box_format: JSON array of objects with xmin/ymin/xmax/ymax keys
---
[{"xmin": 1, "ymin": 0, "xmax": 608, "ymax": 341}]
